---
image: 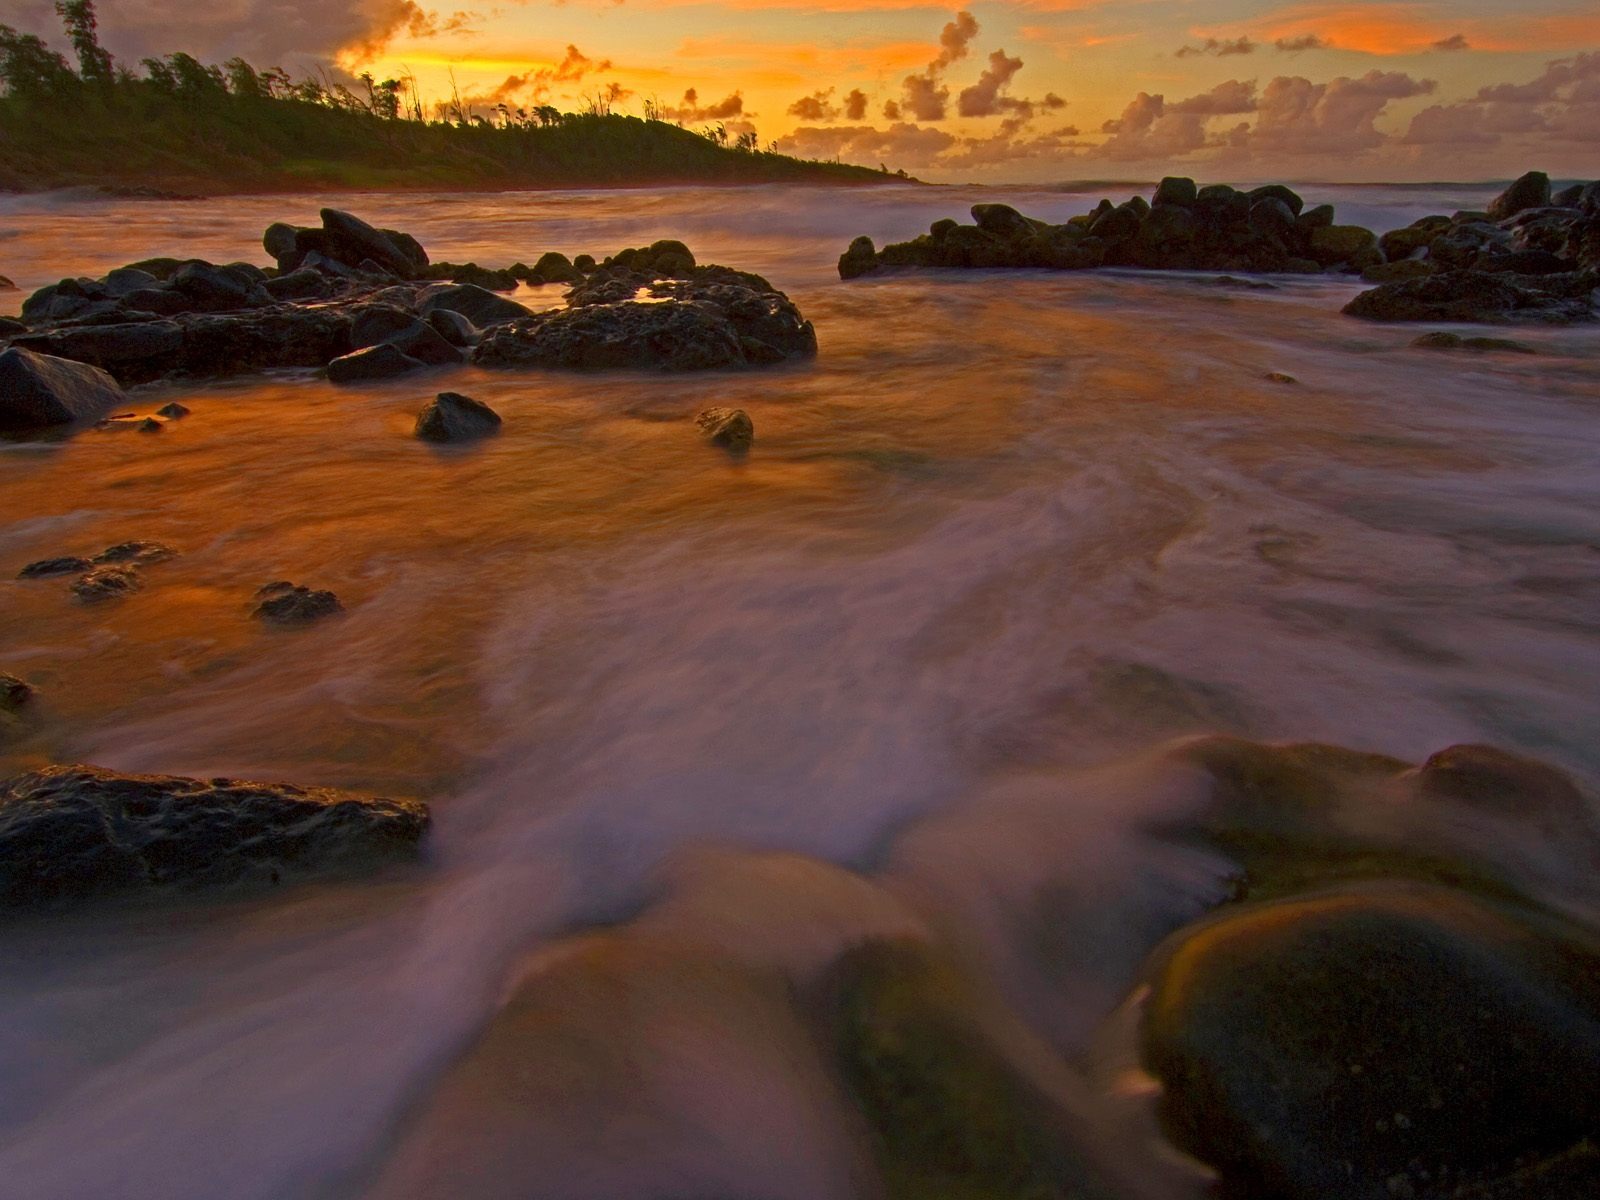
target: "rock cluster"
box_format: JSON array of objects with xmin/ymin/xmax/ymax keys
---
[
  {"xmin": 18, "ymin": 539, "xmax": 176, "ymax": 601},
  {"xmin": 840, "ymin": 179, "xmax": 1382, "ymax": 278},
  {"xmin": 0, "ymin": 763, "xmax": 429, "ymax": 909},
  {"xmin": 0, "ymin": 219, "xmax": 816, "ymax": 413},
  {"xmin": 1344, "ymin": 171, "xmax": 1599, "ymax": 324}
]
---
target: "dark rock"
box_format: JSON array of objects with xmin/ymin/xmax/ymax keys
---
[
  {"xmin": 0, "ymin": 675, "xmax": 31, "ymax": 713},
  {"xmin": 93, "ymin": 540, "xmax": 174, "ymax": 566},
  {"xmin": 1488, "ymin": 170, "xmax": 1552, "ymax": 221},
  {"xmin": 417, "ymin": 283, "xmax": 532, "ymax": 329},
  {"xmin": 1481, "ymin": 248, "xmax": 1570, "ymax": 276},
  {"xmin": 261, "ymin": 268, "xmax": 331, "ymax": 302},
  {"xmin": 263, "ymin": 221, "xmax": 300, "ymax": 267},
  {"xmin": 425, "ymin": 307, "xmax": 477, "ymax": 348},
  {"xmin": 10, "ymin": 321, "xmax": 184, "ymax": 378},
  {"xmin": 0, "ymin": 274, "xmax": 14, "ymax": 291},
  {"xmin": 415, "ymin": 392, "xmax": 502, "ymax": 443},
  {"xmin": 970, "ymin": 203, "xmax": 1036, "ymax": 239},
  {"xmin": 1411, "ymin": 331, "xmax": 1536, "ymax": 353},
  {"xmin": 1308, "ymin": 225, "xmax": 1378, "ymax": 265},
  {"xmin": 19, "ymin": 556, "xmax": 91, "ymax": 579},
  {"xmin": 169, "ymin": 262, "xmax": 263, "ymax": 312},
  {"xmin": 253, "ymin": 582, "xmax": 343, "ymax": 624},
  {"xmin": 0, "ymin": 347, "xmax": 126, "ymax": 431},
  {"xmin": 351, "ymin": 305, "xmax": 463, "ymax": 366},
  {"xmin": 71, "ymin": 564, "xmax": 141, "ymax": 601},
  {"xmin": 1090, "ymin": 203, "xmax": 1142, "ymax": 242},
  {"xmin": 1248, "ymin": 197, "xmax": 1297, "ymax": 242},
  {"xmin": 156, "ymin": 401, "xmax": 191, "ymax": 418},
  {"xmin": 116, "ymin": 287, "xmax": 193, "ymax": 315},
  {"xmin": 320, "ymin": 209, "xmax": 422, "ymax": 278},
  {"xmin": 326, "ymin": 342, "xmax": 428, "ymax": 384},
  {"xmin": 1152, "ymin": 176, "xmax": 1197, "ymax": 208},
  {"xmin": 1409, "ymin": 743, "xmax": 1585, "ymax": 821},
  {"xmin": 695, "ymin": 406, "xmax": 753, "ymax": 450},
  {"xmin": 0, "ymin": 763, "xmax": 428, "ymax": 908},
  {"xmin": 103, "ymin": 267, "xmax": 160, "ymax": 297},
  {"xmin": 1344, "ymin": 269, "xmax": 1595, "ymax": 324},
  {"xmin": 533, "ymin": 251, "xmax": 580, "ymax": 284},
  {"xmin": 1142, "ymin": 883, "xmax": 1600, "ymax": 1200},
  {"xmin": 0, "ymin": 317, "xmax": 24, "ymax": 337},
  {"xmin": 174, "ymin": 307, "xmax": 354, "ymax": 381},
  {"xmin": 1361, "ymin": 259, "xmax": 1434, "ymax": 283}
]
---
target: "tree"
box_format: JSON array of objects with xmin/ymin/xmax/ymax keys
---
[
  {"xmin": 55, "ymin": 1, "xmax": 112, "ymax": 88},
  {"xmin": 0, "ymin": 25, "xmax": 75, "ymax": 100}
]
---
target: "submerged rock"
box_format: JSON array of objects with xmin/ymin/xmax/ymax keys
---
[
  {"xmin": 18, "ymin": 556, "xmax": 91, "ymax": 578},
  {"xmin": 695, "ymin": 406, "xmax": 753, "ymax": 450},
  {"xmin": 94, "ymin": 540, "xmax": 174, "ymax": 565},
  {"xmin": 0, "ymin": 763, "xmax": 429, "ymax": 908},
  {"xmin": 1411, "ymin": 331, "xmax": 1536, "ymax": 353},
  {"xmin": 0, "ymin": 675, "xmax": 33, "ymax": 713},
  {"xmin": 71, "ymin": 564, "xmax": 142, "ymax": 601},
  {"xmin": 0, "ymin": 347, "xmax": 126, "ymax": 431},
  {"xmin": 1141, "ymin": 882, "xmax": 1600, "ymax": 1200},
  {"xmin": 415, "ymin": 392, "xmax": 501, "ymax": 443},
  {"xmin": 253, "ymin": 582, "xmax": 343, "ymax": 625}
]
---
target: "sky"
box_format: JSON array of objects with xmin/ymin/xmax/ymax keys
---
[{"xmin": 8, "ymin": 0, "xmax": 1600, "ymax": 181}]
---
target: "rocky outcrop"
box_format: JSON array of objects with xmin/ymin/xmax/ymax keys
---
[
  {"xmin": 1345, "ymin": 173, "xmax": 1599, "ymax": 324},
  {"xmin": 0, "ymin": 347, "xmax": 126, "ymax": 431},
  {"xmin": 264, "ymin": 209, "xmax": 428, "ymax": 279},
  {"xmin": 0, "ymin": 763, "xmax": 428, "ymax": 909},
  {"xmin": 838, "ymin": 180, "xmax": 1377, "ymax": 279},
  {"xmin": 415, "ymin": 392, "xmax": 502, "ymax": 442}
]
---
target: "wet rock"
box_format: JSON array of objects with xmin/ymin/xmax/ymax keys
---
[
  {"xmin": 1263, "ymin": 371, "xmax": 1298, "ymax": 384},
  {"xmin": 1361, "ymin": 259, "xmax": 1434, "ymax": 284},
  {"xmin": 1488, "ymin": 170, "xmax": 1552, "ymax": 221},
  {"xmin": 0, "ymin": 346, "xmax": 126, "ymax": 431},
  {"xmin": 156, "ymin": 401, "xmax": 191, "ymax": 418},
  {"xmin": 1344, "ymin": 269, "xmax": 1595, "ymax": 324},
  {"xmin": 971, "ymin": 203, "xmax": 1037, "ymax": 239},
  {"xmin": 71, "ymin": 564, "xmax": 141, "ymax": 601},
  {"xmin": 169, "ymin": 262, "xmax": 266, "ymax": 312},
  {"xmin": 836, "ymin": 234, "xmax": 877, "ymax": 277},
  {"xmin": 1152, "ymin": 176, "xmax": 1197, "ymax": 208},
  {"xmin": 18, "ymin": 556, "xmax": 91, "ymax": 579},
  {"xmin": 253, "ymin": 582, "xmax": 343, "ymax": 625},
  {"xmin": 1409, "ymin": 743, "xmax": 1586, "ymax": 823},
  {"xmin": 103, "ymin": 267, "xmax": 160, "ymax": 297},
  {"xmin": 326, "ymin": 342, "xmax": 427, "ymax": 384},
  {"xmin": 415, "ymin": 392, "xmax": 502, "ymax": 443},
  {"xmin": 532, "ymin": 251, "xmax": 580, "ymax": 284},
  {"xmin": 0, "ymin": 675, "xmax": 33, "ymax": 713},
  {"xmin": 417, "ymin": 283, "xmax": 531, "ymax": 329},
  {"xmin": 695, "ymin": 406, "xmax": 753, "ymax": 450},
  {"xmin": 0, "ymin": 763, "xmax": 428, "ymax": 908},
  {"xmin": 425, "ymin": 307, "xmax": 477, "ymax": 348},
  {"xmin": 320, "ymin": 208, "xmax": 426, "ymax": 279},
  {"xmin": 1411, "ymin": 331, "xmax": 1536, "ymax": 354},
  {"xmin": 0, "ymin": 316, "xmax": 25, "ymax": 337},
  {"xmin": 1308, "ymin": 224, "xmax": 1379, "ymax": 265},
  {"xmin": 350, "ymin": 305, "xmax": 463, "ymax": 367},
  {"xmin": 261, "ymin": 267, "xmax": 331, "ymax": 302},
  {"xmin": 8, "ymin": 320, "xmax": 184, "ymax": 379},
  {"xmin": 94, "ymin": 540, "xmax": 174, "ymax": 566},
  {"xmin": 1141, "ymin": 883, "xmax": 1600, "ymax": 1200},
  {"xmin": 0, "ymin": 273, "xmax": 14, "ymax": 290}
]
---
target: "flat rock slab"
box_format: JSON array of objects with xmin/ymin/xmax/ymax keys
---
[{"xmin": 0, "ymin": 764, "xmax": 429, "ymax": 909}]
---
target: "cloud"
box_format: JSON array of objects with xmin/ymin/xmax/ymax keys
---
[
  {"xmin": 957, "ymin": 49, "xmax": 1023, "ymax": 116},
  {"xmin": 788, "ymin": 88, "xmax": 838, "ymax": 120},
  {"xmin": 1432, "ymin": 34, "xmax": 1470, "ymax": 52},
  {"xmin": 1403, "ymin": 50, "xmax": 1600, "ymax": 149},
  {"xmin": 895, "ymin": 9, "xmax": 978, "ymax": 121},
  {"xmin": 776, "ymin": 121, "xmax": 958, "ymax": 167},
  {"xmin": 458, "ymin": 43, "xmax": 613, "ymax": 109},
  {"xmin": 1176, "ymin": 37, "xmax": 1255, "ymax": 58},
  {"xmin": 659, "ymin": 87, "xmax": 747, "ymax": 122},
  {"xmin": 1273, "ymin": 35, "xmax": 1328, "ymax": 52},
  {"xmin": 844, "ymin": 88, "xmax": 869, "ymax": 120}
]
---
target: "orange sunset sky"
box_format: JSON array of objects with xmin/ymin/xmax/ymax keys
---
[{"xmin": 9, "ymin": 0, "xmax": 1600, "ymax": 181}]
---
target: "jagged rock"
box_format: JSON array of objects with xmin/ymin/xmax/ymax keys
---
[
  {"xmin": 71, "ymin": 564, "xmax": 141, "ymax": 601},
  {"xmin": 0, "ymin": 763, "xmax": 428, "ymax": 908},
  {"xmin": 695, "ymin": 406, "xmax": 753, "ymax": 450},
  {"xmin": 253, "ymin": 581, "xmax": 343, "ymax": 624},
  {"xmin": 415, "ymin": 392, "xmax": 502, "ymax": 443},
  {"xmin": 326, "ymin": 342, "xmax": 427, "ymax": 383},
  {"xmin": 1141, "ymin": 882, "xmax": 1600, "ymax": 1200},
  {"xmin": 0, "ymin": 347, "xmax": 126, "ymax": 431},
  {"xmin": 1488, "ymin": 170, "xmax": 1552, "ymax": 221},
  {"xmin": 418, "ymin": 283, "xmax": 531, "ymax": 329}
]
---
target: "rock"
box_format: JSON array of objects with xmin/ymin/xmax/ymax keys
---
[
  {"xmin": 0, "ymin": 675, "xmax": 33, "ymax": 713},
  {"xmin": 1488, "ymin": 170, "xmax": 1552, "ymax": 221},
  {"xmin": 8, "ymin": 320, "xmax": 184, "ymax": 378},
  {"xmin": 532, "ymin": 251, "xmax": 580, "ymax": 284},
  {"xmin": 1379, "ymin": 216, "xmax": 1450, "ymax": 261},
  {"xmin": 1344, "ymin": 269, "xmax": 1595, "ymax": 324},
  {"xmin": 0, "ymin": 347, "xmax": 126, "ymax": 431},
  {"xmin": 71, "ymin": 564, "xmax": 141, "ymax": 601},
  {"xmin": 1247, "ymin": 197, "xmax": 1297, "ymax": 243},
  {"xmin": 93, "ymin": 540, "xmax": 174, "ymax": 566},
  {"xmin": 425, "ymin": 307, "xmax": 478, "ymax": 347},
  {"xmin": 253, "ymin": 582, "xmax": 343, "ymax": 625},
  {"xmin": 1152, "ymin": 176, "xmax": 1197, "ymax": 208},
  {"xmin": 326, "ymin": 342, "xmax": 427, "ymax": 384},
  {"xmin": 156, "ymin": 401, "xmax": 191, "ymax": 418},
  {"xmin": 0, "ymin": 763, "xmax": 428, "ymax": 908},
  {"xmin": 1263, "ymin": 371, "xmax": 1297, "ymax": 384},
  {"xmin": 418, "ymin": 283, "xmax": 532, "ymax": 329},
  {"xmin": 1481, "ymin": 248, "xmax": 1570, "ymax": 276},
  {"xmin": 103, "ymin": 267, "xmax": 160, "ymax": 297},
  {"xmin": 0, "ymin": 274, "xmax": 14, "ymax": 290},
  {"xmin": 1090, "ymin": 203, "xmax": 1142, "ymax": 242},
  {"xmin": 695, "ymin": 406, "xmax": 753, "ymax": 450},
  {"xmin": 169, "ymin": 262, "xmax": 268, "ymax": 312},
  {"xmin": 415, "ymin": 392, "xmax": 502, "ymax": 443},
  {"xmin": 1141, "ymin": 883, "xmax": 1600, "ymax": 1200},
  {"xmin": 1296, "ymin": 204, "xmax": 1335, "ymax": 232},
  {"xmin": 19, "ymin": 556, "xmax": 90, "ymax": 579},
  {"xmin": 971, "ymin": 203, "xmax": 1037, "ymax": 239},
  {"xmin": 350, "ymin": 306, "xmax": 463, "ymax": 367},
  {"xmin": 1411, "ymin": 331, "xmax": 1536, "ymax": 354},
  {"xmin": 1361, "ymin": 259, "xmax": 1434, "ymax": 283},
  {"xmin": 1308, "ymin": 224, "xmax": 1378, "ymax": 265},
  {"xmin": 263, "ymin": 221, "xmax": 300, "ymax": 266},
  {"xmin": 320, "ymin": 209, "xmax": 423, "ymax": 278},
  {"xmin": 1409, "ymin": 743, "xmax": 1585, "ymax": 821},
  {"xmin": 0, "ymin": 317, "xmax": 25, "ymax": 337},
  {"xmin": 839, "ymin": 236, "xmax": 879, "ymax": 279},
  {"xmin": 262, "ymin": 268, "xmax": 331, "ymax": 302}
]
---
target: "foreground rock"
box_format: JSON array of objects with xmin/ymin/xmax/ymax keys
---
[
  {"xmin": 695, "ymin": 406, "xmax": 753, "ymax": 450},
  {"xmin": 476, "ymin": 267, "xmax": 815, "ymax": 372},
  {"xmin": 254, "ymin": 582, "xmax": 343, "ymax": 625},
  {"xmin": 1345, "ymin": 171, "xmax": 1599, "ymax": 324},
  {"xmin": 415, "ymin": 392, "xmax": 501, "ymax": 443},
  {"xmin": 0, "ymin": 347, "xmax": 125, "ymax": 431},
  {"xmin": 1142, "ymin": 882, "xmax": 1600, "ymax": 1200},
  {"xmin": 839, "ymin": 180, "xmax": 1378, "ymax": 279},
  {"xmin": 0, "ymin": 764, "xmax": 429, "ymax": 908}
]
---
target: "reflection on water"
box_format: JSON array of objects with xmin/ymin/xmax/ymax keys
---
[{"xmin": 1, "ymin": 183, "xmax": 1600, "ymax": 1199}]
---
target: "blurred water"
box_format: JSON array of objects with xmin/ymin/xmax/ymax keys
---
[{"xmin": 0, "ymin": 182, "xmax": 1598, "ymax": 1199}]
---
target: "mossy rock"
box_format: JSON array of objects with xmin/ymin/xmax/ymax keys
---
[
  {"xmin": 1142, "ymin": 882, "xmax": 1600, "ymax": 1200},
  {"xmin": 826, "ymin": 939, "xmax": 1119, "ymax": 1200}
]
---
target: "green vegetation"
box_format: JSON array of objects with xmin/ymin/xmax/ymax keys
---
[{"xmin": 0, "ymin": 2, "xmax": 896, "ymax": 194}]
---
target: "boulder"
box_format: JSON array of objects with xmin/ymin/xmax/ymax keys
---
[
  {"xmin": 839, "ymin": 236, "xmax": 879, "ymax": 279},
  {"xmin": 415, "ymin": 392, "xmax": 502, "ymax": 443},
  {"xmin": 1308, "ymin": 225, "xmax": 1378, "ymax": 265},
  {"xmin": 1152, "ymin": 176, "xmax": 1197, "ymax": 208},
  {"xmin": 695, "ymin": 406, "xmax": 753, "ymax": 450},
  {"xmin": 169, "ymin": 262, "xmax": 265, "ymax": 312},
  {"xmin": 253, "ymin": 582, "xmax": 344, "ymax": 624},
  {"xmin": 326, "ymin": 342, "xmax": 427, "ymax": 384},
  {"xmin": 532, "ymin": 251, "xmax": 580, "ymax": 284},
  {"xmin": 320, "ymin": 208, "xmax": 424, "ymax": 278},
  {"xmin": 8, "ymin": 321, "xmax": 183, "ymax": 379},
  {"xmin": 103, "ymin": 267, "xmax": 160, "ymax": 297},
  {"xmin": 418, "ymin": 283, "xmax": 532, "ymax": 328},
  {"xmin": 351, "ymin": 306, "xmax": 463, "ymax": 367},
  {"xmin": 0, "ymin": 347, "xmax": 126, "ymax": 431},
  {"xmin": 1360, "ymin": 259, "xmax": 1434, "ymax": 283},
  {"xmin": 1247, "ymin": 183, "xmax": 1305, "ymax": 216},
  {"xmin": 0, "ymin": 763, "xmax": 428, "ymax": 908},
  {"xmin": 1344, "ymin": 268, "xmax": 1595, "ymax": 324},
  {"xmin": 1142, "ymin": 883, "xmax": 1600, "ymax": 1200},
  {"xmin": 262, "ymin": 268, "xmax": 331, "ymax": 302},
  {"xmin": 970, "ymin": 203, "xmax": 1036, "ymax": 239},
  {"xmin": 1488, "ymin": 170, "xmax": 1552, "ymax": 221},
  {"xmin": 425, "ymin": 307, "xmax": 478, "ymax": 347}
]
